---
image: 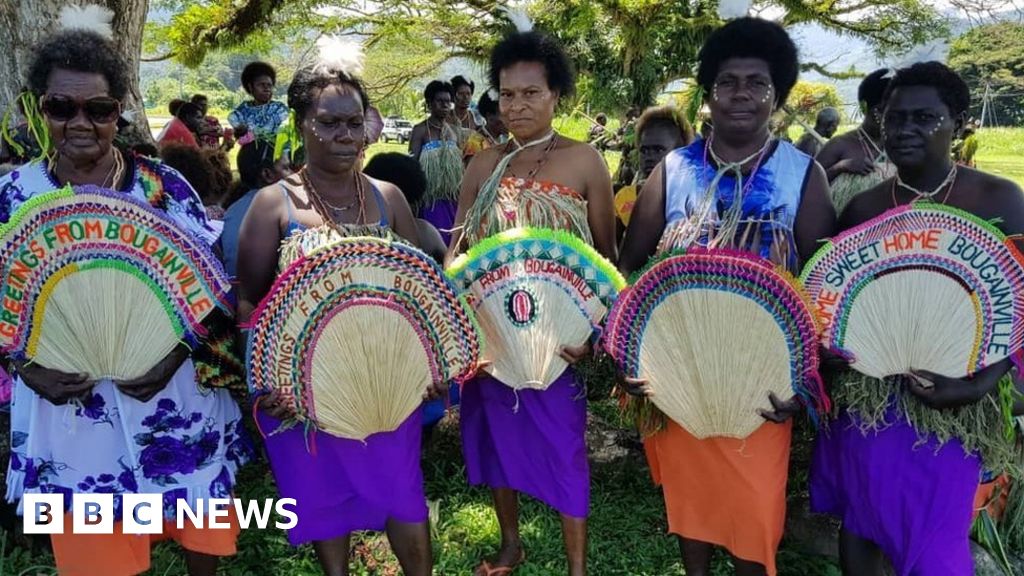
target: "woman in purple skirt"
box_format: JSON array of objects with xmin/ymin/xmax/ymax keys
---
[
  {"xmin": 810, "ymin": 62, "xmax": 1024, "ymax": 576},
  {"xmin": 237, "ymin": 43, "xmax": 434, "ymax": 576},
  {"xmin": 447, "ymin": 30, "xmax": 617, "ymax": 576},
  {"xmin": 410, "ymin": 80, "xmax": 463, "ymax": 245}
]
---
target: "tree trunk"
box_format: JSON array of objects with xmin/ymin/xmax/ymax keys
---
[{"xmin": 0, "ymin": 0, "xmax": 153, "ymax": 146}]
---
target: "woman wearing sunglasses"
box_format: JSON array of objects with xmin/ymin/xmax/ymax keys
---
[{"xmin": 0, "ymin": 21, "xmax": 251, "ymax": 576}]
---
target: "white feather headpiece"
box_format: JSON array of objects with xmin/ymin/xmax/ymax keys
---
[
  {"xmin": 59, "ymin": 4, "xmax": 115, "ymax": 40},
  {"xmin": 502, "ymin": 7, "xmax": 534, "ymax": 33},
  {"xmin": 313, "ymin": 36, "xmax": 365, "ymax": 78},
  {"xmin": 894, "ymin": 40, "xmax": 949, "ymax": 68},
  {"xmin": 717, "ymin": 0, "xmax": 753, "ymax": 20}
]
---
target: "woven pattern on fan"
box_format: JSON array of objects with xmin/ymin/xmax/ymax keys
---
[
  {"xmin": 247, "ymin": 236, "xmax": 480, "ymax": 440},
  {"xmin": 800, "ymin": 204, "xmax": 1024, "ymax": 379},
  {"xmin": 604, "ymin": 248, "xmax": 824, "ymax": 439},
  {"xmin": 446, "ymin": 227, "xmax": 625, "ymax": 391},
  {"xmin": 0, "ymin": 186, "xmax": 231, "ymax": 380}
]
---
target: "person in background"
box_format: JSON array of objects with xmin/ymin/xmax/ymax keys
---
[
  {"xmin": 613, "ymin": 105, "xmax": 694, "ymax": 238},
  {"xmin": 131, "ymin": 142, "xmax": 159, "ymax": 158},
  {"xmin": 158, "ymin": 102, "xmax": 203, "ymax": 150},
  {"xmin": 153, "ymin": 98, "xmax": 186, "ymax": 142},
  {"xmin": 220, "ymin": 140, "xmax": 290, "ymax": 278},
  {"xmin": 463, "ymin": 91, "xmax": 508, "ymax": 163},
  {"xmin": 203, "ymin": 149, "xmax": 233, "ymax": 220},
  {"xmin": 612, "ymin": 106, "xmax": 640, "ymax": 189},
  {"xmin": 450, "ymin": 75, "xmax": 480, "ymax": 132},
  {"xmin": 363, "ymin": 152, "xmax": 446, "ymax": 264},
  {"xmin": 795, "ymin": 107, "xmax": 840, "ymax": 157},
  {"xmin": 409, "ymin": 80, "xmax": 462, "ymax": 245},
  {"xmin": 588, "ymin": 113, "xmax": 609, "ymax": 150},
  {"xmin": 191, "ymin": 94, "xmax": 226, "ymax": 150},
  {"xmin": 159, "ymin": 145, "xmax": 216, "ymax": 206},
  {"xmin": 228, "ymin": 61, "xmax": 290, "ymax": 146},
  {"xmin": 815, "ymin": 69, "xmax": 894, "ymax": 214},
  {"xmin": 954, "ymin": 121, "xmax": 979, "ymax": 167},
  {"xmin": 362, "ymin": 151, "xmax": 455, "ymax": 436}
]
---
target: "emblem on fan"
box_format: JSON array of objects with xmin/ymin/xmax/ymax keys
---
[{"xmin": 505, "ymin": 287, "xmax": 538, "ymax": 327}]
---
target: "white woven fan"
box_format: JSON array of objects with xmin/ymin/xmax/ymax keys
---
[
  {"xmin": 801, "ymin": 204, "xmax": 1024, "ymax": 378},
  {"xmin": 604, "ymin": 248, "xmax": 824, "ymax": 439},
  {"xmin": 248, "ymin": 236, "xmax": 480, "ymax": 441},
  {"xmin": 447, "ymin": 228, "xmax": 625, "ymax": 391},
  {"xmin": 0, "ymin": 186, "xmax": 230, "ymax": 381}
]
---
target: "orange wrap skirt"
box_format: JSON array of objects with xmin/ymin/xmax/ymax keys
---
[
  {"xmin": 50, "ymin": 509, "xmax": 239, "ymax": 576},
  {"xmin": 645, "ymin": 419, "xmax": 793, "ymax": 576}
]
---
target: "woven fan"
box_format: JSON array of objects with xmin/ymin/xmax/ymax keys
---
[
  {"xmin": 604, "ymin": 248, "xmax": 824, "ymax": 439},
  {"xmin": 446, "ymin": 227, "xmax": 625, "ymax": 391},
  {"xmin": 247, "ymin": 236, "xmax": 480, "ymax": 441},
  {"xmin": 801, "ymin": 204, "xmax": 1024, "ymax": 379},
  {"xmin": 0, "ymin": 186, "xmax": 231, "ymax": 381}
]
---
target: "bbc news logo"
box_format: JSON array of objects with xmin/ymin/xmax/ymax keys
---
[{"xmin": 23, "ymin": 494, "xmax": 298, "ymax": 534}]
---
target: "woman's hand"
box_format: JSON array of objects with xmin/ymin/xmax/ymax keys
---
[
  {"xmin": 256, "ymin": 389, "xmax": 296, "ymax": 420},
  {"xmin": 907, "ymin": 361, "xmax": 1008, "ymax": 410},
  {"xmin": 558, "ymin": 342, "xmax": 592, "ymax": 365},
  {"xmin": 620, "ymin": 376, "xmax": 653, "ymax": 398},
  {"xmin": 114, "ymin": 345, "xmax": 189, "ymax": 402},
  {"xmin": 424, "ymin": 380, "xmax": 450, "ymax": 401},
  {"xmin": 759, "ymin": 392, "xmax": 802, "ymax": 423},
  {"xmin": 12, "ymin": 360, "xmax": 92, "ymax": 405}
]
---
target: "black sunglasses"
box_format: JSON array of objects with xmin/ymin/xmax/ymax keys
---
[{"xmin": 41, "ymin": 95, "xmax": 121, "ymax": 124}]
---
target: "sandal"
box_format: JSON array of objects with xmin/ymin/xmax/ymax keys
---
[{"xmin": 472, "ymin": 549, "xmax": 525, "ymax": 576}]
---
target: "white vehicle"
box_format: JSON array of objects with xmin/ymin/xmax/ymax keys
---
[{"xmin": 381, "ymin": 118, "xmax": 413, "ymax": 143}]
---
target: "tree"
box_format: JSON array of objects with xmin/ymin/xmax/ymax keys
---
[
  {"xmin": 949, "ymin": 22, "xmax": 1024, "ymax": 126},
  {"xmin": 149, "ymin": 0, "xmax": 949, "ymax": 113},
  {"xmin": 0, "ymin": 0, "xmax": 153, "ymax": 145}
]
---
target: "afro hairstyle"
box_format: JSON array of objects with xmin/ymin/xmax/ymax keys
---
[
  {"xmin": 27, "ymin": 30, "xmax": 130, "ymax": 101},
  {"xmin": 885, "ymin": 62, "xmax": 970, "ymax": 118},
  {"xmin": 696, "ymin": 17, "xmax": 799, "ymax": 108},
  {"xmin": 424, "ymin": 80, "xmax": 455, "ymax": 104},
  {"xmin": 488, "ymin": 31, "xmax": 575, "ymax": 99},
  {"xmin": 241, "ymin": 61, "xmax": 277, "ymax": 93}
]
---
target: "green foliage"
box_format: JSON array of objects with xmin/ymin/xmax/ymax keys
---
[
  {"xmin": 786, "ymin": 80, "xmax": 844, "ymax": 122},
  {"xmin": 152, "ymin": 0, "xmax": 948, "ymax": 116},
  {"xmin": 529, "ymin": 0, "xmax": 946, "ymax": 111},
  {"xmin": 949, "ymin": 22, "xmax": 1024, "ymax": 127}
]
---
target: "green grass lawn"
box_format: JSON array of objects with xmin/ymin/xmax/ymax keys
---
[{"xmin": 0, "ymin": 403, "xmax": 840, "ymax": 575}]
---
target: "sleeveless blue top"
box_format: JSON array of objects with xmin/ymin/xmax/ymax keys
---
[{"xmin": 662, "ymin": 138, "xmax": 812, "ymax": 269}]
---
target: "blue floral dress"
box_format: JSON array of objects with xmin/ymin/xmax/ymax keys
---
[
  {"xmin": 227, "ymin": 101, "xmax": 290, "ymax": 144},
  {"xmin": 0, "ymin": 155, "xmax": 252, "ymax": 519}
]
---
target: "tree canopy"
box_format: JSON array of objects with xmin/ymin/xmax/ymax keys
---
[
  {"xmin": 146, "ymin": 0, "xmax": 948, "ymax": 112},
  {"xmin": 948, "ymin": 21, "xmax": 1024, "ymax": 126}
]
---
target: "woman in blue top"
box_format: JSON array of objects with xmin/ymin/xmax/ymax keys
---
[
  {"xmin": 228, "ymin": 61, "xmax": 290, "ymax": 146},
  {"xmin": 618, "ymin": 17, "xmax": 835, "ymax": 576}
]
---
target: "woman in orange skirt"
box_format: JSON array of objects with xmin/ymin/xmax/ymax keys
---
[{"xmin": 618, "ymin": 17, "xmax": 836, "ymax": 576}]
